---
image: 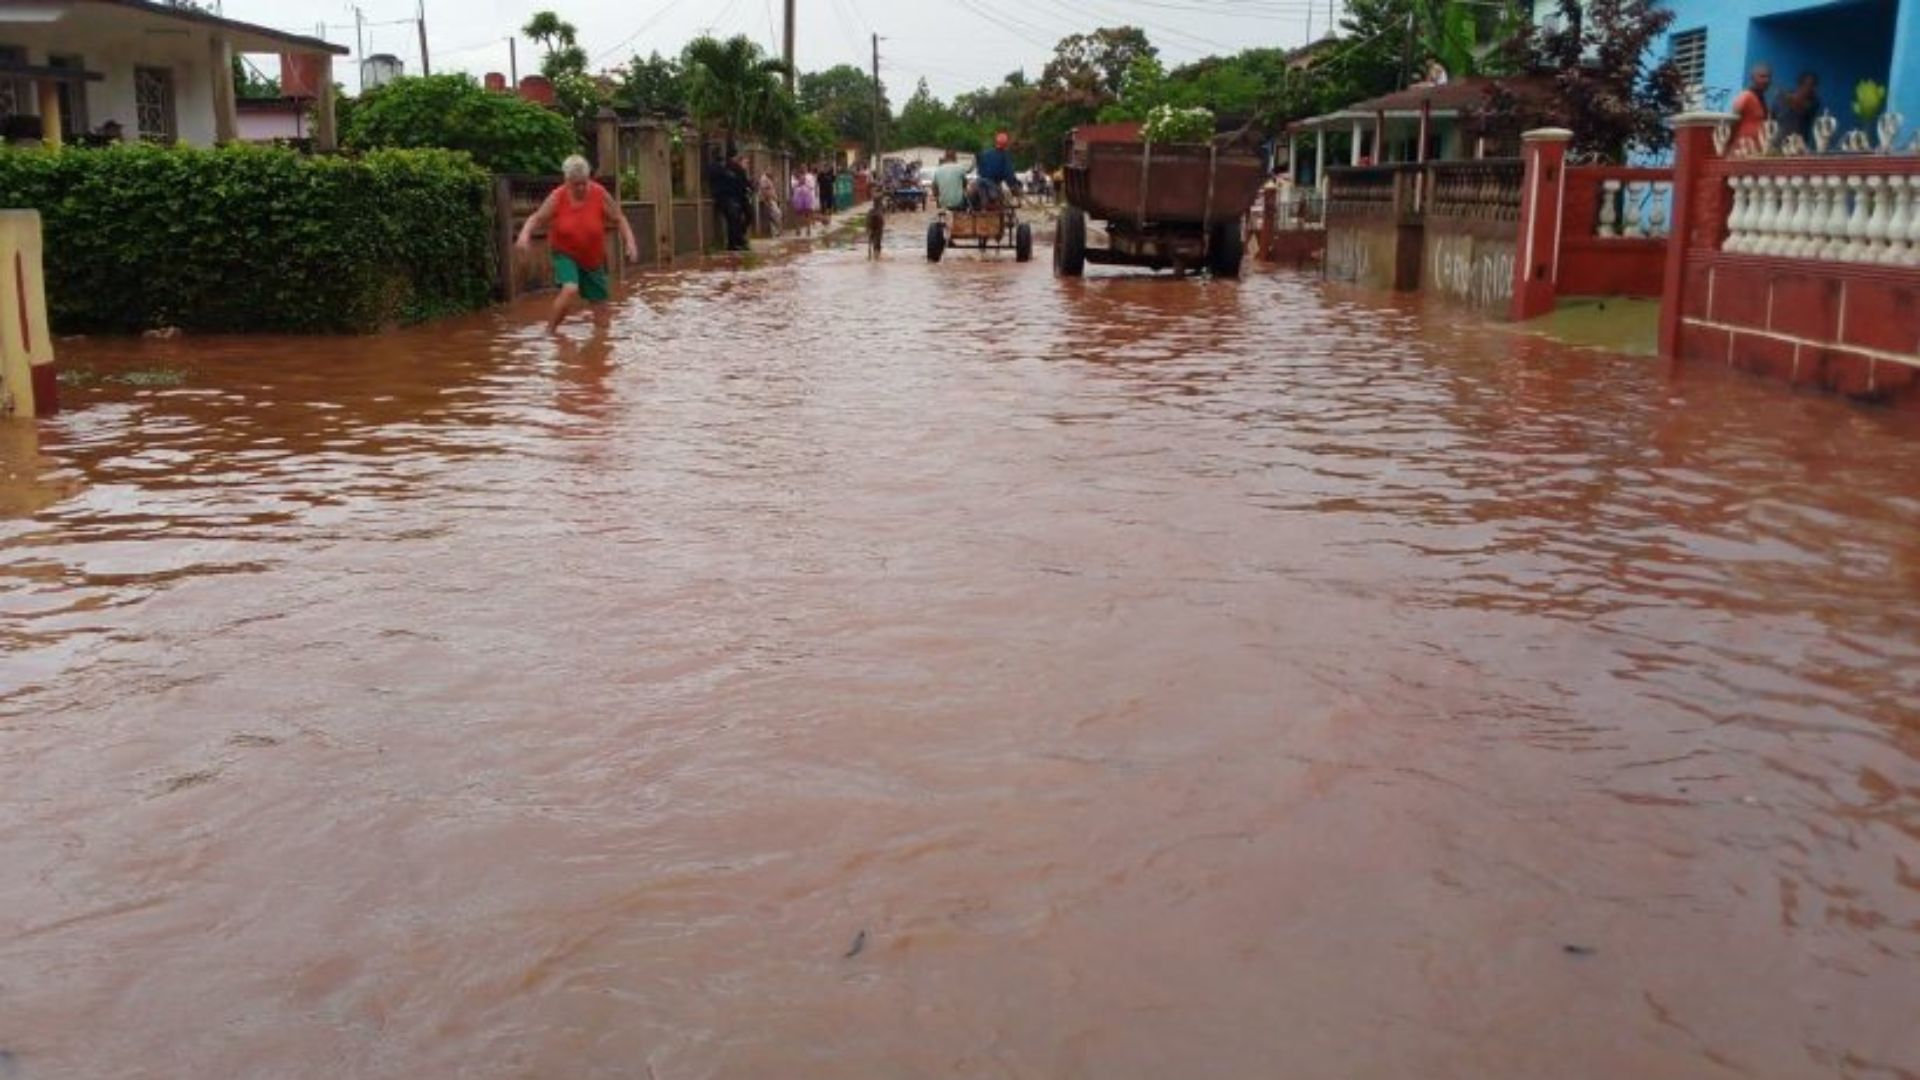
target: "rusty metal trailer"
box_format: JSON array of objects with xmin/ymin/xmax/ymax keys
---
[{"xmin": 1056, "ymin": 135, "xmax": 1267, "ymax": 278}]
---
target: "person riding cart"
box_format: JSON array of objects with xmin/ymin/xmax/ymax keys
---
[{"xmin": 970, "ymin": 132, "xmax": 1019, "ymax": 210}]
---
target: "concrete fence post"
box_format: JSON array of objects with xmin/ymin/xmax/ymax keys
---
[
  {"xmin": 0, "ymin": 210, "xmax": 56, "ymax": 417},
  {"xmin": 1510, "ymin": 127, "xmax": 1571, "ymax": 322},
  {"xmin": 1658, "ymin": 112, "xmax": 1735, "ymax": 365}
]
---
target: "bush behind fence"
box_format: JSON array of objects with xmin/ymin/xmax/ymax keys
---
[{"xmin": 0, "ymin": 143, "xmax": 497, "ymax": 334}]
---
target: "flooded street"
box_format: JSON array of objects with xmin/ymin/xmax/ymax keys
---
[{"xmin": 3, "ymin": 237, "xmax": 1919, "ymax": 1078}]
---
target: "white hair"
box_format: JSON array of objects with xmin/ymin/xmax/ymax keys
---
[{"xmin": 562, "ymin": 155, "xmax": 591, "ymax": 181}]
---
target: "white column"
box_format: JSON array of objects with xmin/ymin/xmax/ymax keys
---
[
  {"xmin": 1351, "ymin": 121, "xmax": 1362, "ymax": 165},
  {"xmin": 209, "ymin": 34, "xmax": 237, "ymax": 145}
]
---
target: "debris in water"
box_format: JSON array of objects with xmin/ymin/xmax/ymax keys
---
[
  {"xmin": 0, "ymin": 1048, "xmax": 19, "ymax": 1078},
  {"xmin": 844, "ymin": 929, "xmax": 867, "ymax": 959},
  {"xmin": 1563, "ymin": 944, "xmax": 1597, "ymax": 957}
]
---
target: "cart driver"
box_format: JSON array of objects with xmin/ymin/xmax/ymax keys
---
[{"xmin": 970, "ymin": 132, "xmax": 1018, "ymax": 209}]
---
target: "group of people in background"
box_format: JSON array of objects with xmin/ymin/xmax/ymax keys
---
[{"xmin": 1731, "ymin": 63, "xmax": 1824, "ymax": 151}]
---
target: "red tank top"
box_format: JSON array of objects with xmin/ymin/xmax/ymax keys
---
[{"xmin": 549, "ymin": 183, "xmax": 607, "ymax": 269}]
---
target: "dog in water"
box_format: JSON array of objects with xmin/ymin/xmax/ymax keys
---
[{"xmin": 866, "ymin": 201, "xmax": 885, "ymax": 260}]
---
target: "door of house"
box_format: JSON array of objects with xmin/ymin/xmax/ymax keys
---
[{"xmin": 134, "ymin": 66, "xmax": 176, "ymax": 142}]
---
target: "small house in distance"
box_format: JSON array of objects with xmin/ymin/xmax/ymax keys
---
[{"xmin": 0, "ymin": 0, "xmax": 346, "ymax": 147}]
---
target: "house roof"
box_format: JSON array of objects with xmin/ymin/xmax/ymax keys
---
[
  {"xmin": 46, "ymin": 1, "xmax": 349, "ymax": 55},
  {"xmin": 1289, "ymin": 77, "xmax": 1553, "ymax": 132}
]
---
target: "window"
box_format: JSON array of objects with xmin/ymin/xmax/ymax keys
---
[
  {"xmin": 134, "ymin": 66, "xmax": 176, "ymax": 142},
  {"xmin": 48, "ymin": 54, "xmax": 86, "ymax": 137},
  {"xmin": 1672, "ymin": 29, "xmax": 1708, "ymax": 107},
  {"xmin": 0, "ymin": 45, "xmax": 27, "ymax": 123}
]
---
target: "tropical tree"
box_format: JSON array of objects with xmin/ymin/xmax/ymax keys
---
[
  {"xmin": 893, "ymin": 79, "xmax": 980, "ymax": 150},
  {"xmin": 682, "ymin": 35, "xmax": 795, "ymax": 146},
  {"xmin": 798, "ymin": 64, "xmax": 890, "ymax": 147},
  {"xmin": 615, "ymin": 51, "xmax": 688, "ymax": 118},
  {"xmin": 1479, "ymin": 0, "xmax": 1683, "ymax": 160},
  {"xmin": 521, "ymin": 9, "xmax": 603, "ymax": 144}
]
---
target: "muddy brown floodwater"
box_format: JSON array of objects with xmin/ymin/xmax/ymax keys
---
[{"xmin": 3, "ymin": 237, "xmax": 1920, "ymax": 1079}]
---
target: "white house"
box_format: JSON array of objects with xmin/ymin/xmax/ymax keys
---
[{"xmin": 0, "ymin": 0, "xmax": 345, "ymax": 148}]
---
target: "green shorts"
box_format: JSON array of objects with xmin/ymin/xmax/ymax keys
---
[{"xmin": 552, "ymin": 253, "xmax": 610, "ymax": 302}]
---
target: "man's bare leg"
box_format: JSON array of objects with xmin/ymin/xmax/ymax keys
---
[{"xmin": 547, "ymin": 284, "xmax": 581, "ymax": 332}]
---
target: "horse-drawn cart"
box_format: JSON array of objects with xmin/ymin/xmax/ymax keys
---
[
  {"xmin": 927, "ymin": 204, "xmax": 1034, "ymax": 263},
  {"xmin": 1056, "ymin": 129, "xmax": 1267, "ymax": 278}
]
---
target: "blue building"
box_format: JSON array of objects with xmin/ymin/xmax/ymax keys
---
[{"xmin": 1534, "ymin": 0, "xmax": 1920, "ymax": 135}]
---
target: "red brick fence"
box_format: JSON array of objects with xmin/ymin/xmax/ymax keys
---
[{"xmin": 1660, "ymin": 113, "xmax": 1920, "ymax": 407}]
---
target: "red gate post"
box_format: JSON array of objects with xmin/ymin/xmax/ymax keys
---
[
  {"xmin": 1510, "ymin": 127, "xmax": 1570, "ymax": 322},
  {"xmin": 1658, "ymin": 112, "xmax": 1734, "ymax": 365}
]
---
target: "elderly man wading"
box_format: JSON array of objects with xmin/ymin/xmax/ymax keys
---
[{"xmin": 517, "ymin": 155, "xmax": 640, "ymax": 331}]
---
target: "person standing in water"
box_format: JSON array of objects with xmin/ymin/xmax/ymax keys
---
[{"xmin": 517, "ymin": 155, "xmax": 640, "ymax": 332}]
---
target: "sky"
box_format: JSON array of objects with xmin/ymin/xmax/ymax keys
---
[{"xmin": 217, "ymin": 0, "xmax": 1346, "ymax": 101}]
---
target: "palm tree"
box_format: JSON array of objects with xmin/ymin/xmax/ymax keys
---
[{"xmin": 682, "ymin": 35, "xmax": 795, "ymax": 146}]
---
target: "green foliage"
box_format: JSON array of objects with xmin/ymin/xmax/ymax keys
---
[
  {"xmin": 799, "ymin": 64, "xmax": 891, "ymax": 146},
  {"xmin": 616, "ymin": 52, "xmax": 689, "ymax": 118},
  {"xmin": 0, "ymin": 143, "xmax": 494, "ymax": 334},
  {"xmin": 893, "ymin": 78, "xmax": 980, "ymax": 151},
  {"xmin": 523, "ymin": 10, "xmax": 608, "ymax": 147},
  {"xmin": 684, "ymin": 35, "xmax": 796, "ymax": 145},
  {"xmin": 232, "ymin": 56, "xmax": 280, "ymax": 101},
  {"xmin": 1854, "ymin": 80, "xmax": 1888, "ymax": 124},
  {"xmin": 1142, "ymin": 104, "xmax": 1214, "ymax": 144},
  {"xmin": 1482, "ymin": 0, "xmax": 1683, "ymax": 161},
  {"xmin": 344, "ymin": 74, "xmax": 578, "ymax": 173}
]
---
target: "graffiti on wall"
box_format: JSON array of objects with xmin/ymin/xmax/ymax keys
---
[
  {"xmin": 1326, "ymin": 228, "xmax": 1373, "ymax": 286},
  {"xmin": 1428, "ymin": 236, "xmax": 1514, "ymax": 313}
]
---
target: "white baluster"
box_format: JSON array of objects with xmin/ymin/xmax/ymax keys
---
[
  {"xmin": 1726, "ymin": 176, "xmax": 1751, "ymax": 253},
  {"xmin": 1774, "ymin": 175, "xmax": 1804, "ymax": 255},
  {"xmin": 1815, "ymin": 176, "xmax": 1846, "ymax": 261},
  {"xmin": 1625, "ymin": 180, "xmax": 1647, "ymax": 236},
  {"xmin": 1844, "ymin": 174, "xmax": 1871, "ymax": 262},
  {"xmin": 1649, "ymin": 182, "xmax": 1671, "ymax": 238},
  {"xmin": 1887, "ymin": 176, "xmax": 1915, "ymax": 265},
  {"xmin": 1866, "ymin": 176, "xmax": 1893, "ymax": 262},
  {"xmin": 1757, "ymin": 175, "xmax": 1785, "ymax": 255},
  {"xmin": 1904, "ymin": 174, "xmax": 1920, "ymax": 267},
  {"xmin": 1599, "ymin": 178, "xmax": 1621, "ymax": 237}
]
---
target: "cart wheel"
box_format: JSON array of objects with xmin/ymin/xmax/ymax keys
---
[
  {"xmin": 1055, "ymin": 206, "xmax": 1086, "ymax": 277},
  {"xmin": 1015, "ymin": 223, "xmax": 1034, "ymax": 263},
  {"xmin": 927, "ymin": 221, "xmax": 946, "ymax": 263},
  {"xmin": 1207, "ymin": 219, "xmax": 1243, "ymax": 279}
]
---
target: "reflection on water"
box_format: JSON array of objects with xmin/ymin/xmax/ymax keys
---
[{"xmin": 2, "ymin": 245, "xmax": 1918, "ymax": 1078}]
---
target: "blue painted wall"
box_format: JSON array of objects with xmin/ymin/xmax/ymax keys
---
[{"xmin": 1660, "ymin": 0, "xmax": 1920, "ymax": 135}]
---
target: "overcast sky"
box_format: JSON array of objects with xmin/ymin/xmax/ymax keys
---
[{"xmin": 219, "ymin": 0, "xmax": 1344, "ymax": 101}]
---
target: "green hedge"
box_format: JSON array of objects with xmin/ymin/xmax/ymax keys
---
[{"xmin": 0, "ymin": 143, "xmax": 496, "ymax": 334}]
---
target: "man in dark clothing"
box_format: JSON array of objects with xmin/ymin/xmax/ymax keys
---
[
  {"xmin": 706, "ymin": 150, "xmax": 752, "ymax": 252},
  {"xmin": 1774, "ymin": 72, "xmax": 1822, "ymax": 145},
  {"xmin": 816, "ymin": 163, "xmax": 838, "ymax": 218},
  {"xmin": 725, "ymin": 154, "xmax": 753, "ymax": 250}
]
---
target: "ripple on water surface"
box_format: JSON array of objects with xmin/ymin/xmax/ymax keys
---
[{"xmin": 1, "ymin": 246, "xmax": 1917, "ymax": 1078}]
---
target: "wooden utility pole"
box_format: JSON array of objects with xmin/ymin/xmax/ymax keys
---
[
  {"xmin": 870, "ymin": 33, "xmax": 881, "ymax": 168},
  {"xmin": 783, "ymin": 0, "xmax": 796, "ymax": 93},
  {"xmin": 417, "ymin": 0, "xmax": 431, "ymax": 76}
]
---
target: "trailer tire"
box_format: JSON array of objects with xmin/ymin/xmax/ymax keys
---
[
  {"xmin": 1207, "ymin": 219, "xmax": 1243, "ymax": 279},
  {"xmin": 1015, "ymin": 223, "xmax": 1034, "ymax": 263},
  {"xmin": 1055, "ymin": 206, "xmax": 1087, "ymax": 277},
  {"xmin": 927, "ymin": 221, "xmax": 946, "ymax": 263}
]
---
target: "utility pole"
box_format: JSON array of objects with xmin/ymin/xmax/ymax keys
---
[
  {"xmin": 353, "ymin": 6, "xmax": 365, "ymax": 74},
  {"xmin": 508, "ymin": 36, "xmax": 518, "ymax": 86},
  {"xmin": 417, "ymin": 0, "xmax": 431, "ymax": 76},
  {"xmin": 783, "ymin": 0, "xmax": 796, "ymax": 93},
  {"xmin": 870, "ymin": 33, "xmax": 881, "ymax": 169}
]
